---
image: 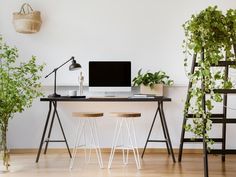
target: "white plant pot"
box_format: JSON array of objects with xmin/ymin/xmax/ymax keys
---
[{"xmin": 140, "ymin": 84, "xmax": 164, "ymax": 96}]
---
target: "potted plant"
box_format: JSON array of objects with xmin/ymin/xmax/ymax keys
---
[
  {"xmin": 132, "ymin": 69, "xmax": 173, "ymax": 96},
  {"xmin": 0, "ymin": 35, "xmax": 44, "ymax": 171}
]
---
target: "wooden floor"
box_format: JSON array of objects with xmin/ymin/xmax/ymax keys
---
[{"xmin": 1, "ymin": 152, "xmax": 236, "ymax": 177}]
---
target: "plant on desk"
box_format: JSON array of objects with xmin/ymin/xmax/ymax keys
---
[
  {"xmin": 132, "ymin": 69, "xmax": 173, "ymax": 96},
  {"xmin": 0, "ymin": 35, "xmax": 44, "ymax": 170}
]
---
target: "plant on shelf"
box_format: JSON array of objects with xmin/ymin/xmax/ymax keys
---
[
  {"xmin": 0, "ymin": 35, "xmax": 44, "ymax": 170},
  {"xmin": 183, "ymin": 6, "xmax": 236, "ymax": 147},
  {"xmin": 133, "ymin": 69, "xmax": 173, "ymax": 96}
]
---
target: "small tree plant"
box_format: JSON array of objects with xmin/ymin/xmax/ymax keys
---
[{"xmin": 0, "ymin": 35, "xmax": 44, "ymax": 170}]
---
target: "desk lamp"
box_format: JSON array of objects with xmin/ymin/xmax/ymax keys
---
[{"xmin": 45, "ymin": 56, "xmax": 81, "ymax": 97}]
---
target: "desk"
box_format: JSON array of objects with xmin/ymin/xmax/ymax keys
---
[{"xmin": 36, "ymin": 96, "xmax": 176, "ymax": 163}]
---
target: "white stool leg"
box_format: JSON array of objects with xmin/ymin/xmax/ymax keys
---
[
  {"xmin": 126, "ymin": 149, "xmax": 129, "ymax": 165},
  {"xmin": 124, "ymin": 118, "xmax": 141, "ymax": 169},
  {"xmin": 126, "ymin": 120, "xmax": 131, "ymax": 165},
  {"xmin": 82, "ymin": 120, "xmax": 92, "ymax": 164},
  {"xmin": 69, "ymin": 120, "xmax": 86, "ymax": 170},
  {"xmin": 122, "ymin": 121, "xmax": 129, "ymax": 165},
  {"xmin": 108, "ymin": 119, "xmax": 119, "ymax": 168},
  {"xmin": 83, "ymin": 121, "xmax": 88, "ymax": 163},
  {"xmin": 83, "ymin": 123, "xmax": 87, "ymax": 162},
  {"xmin": 121, "ymin": 126, "xmax": 127, "ymax": 165},
  {"xmin": 70, "ymin": 122, "xmax": 80, "ymax": 170},
  {"xmin": 108, "ymin": 119, "xmax": 124, "ymax": 169},
  {"xmin": 88, "ymin": 119, "xmax": 103, "ymax": 168},
  {"xmin": 92, "ymin": 119, "xmax": 104, "ymax": 168},
  {"xmin": 131, "ymin": 119, "xmax": 141, "ymax": 168}
]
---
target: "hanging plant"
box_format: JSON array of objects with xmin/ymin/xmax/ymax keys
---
[
  {"xmin": 183, "ymin": 6, "xmax": 236, "ymax": 147},
  {"xmin": 226, "ymin": 9, "xmax": 236, "ymax": 53}
]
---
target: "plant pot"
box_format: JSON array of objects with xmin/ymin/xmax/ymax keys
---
[
  {"xmin": 0, "ymin": 150, "xmax": 10, "ymax": 173},
  {"xmin": 0, "ymin": 124, "xmax": 10, "ymax": 172},
  {"xmin": 140, "ymin": 84, "xmax": 164, "ymax": 96}
]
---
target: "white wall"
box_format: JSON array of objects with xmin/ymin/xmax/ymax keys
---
[
  {"xmin": 1, "ymin": 0, "xmax": 236, "ymax": 86},
  {"xmin": 0, "ymin": 0, "xmax": 236, "ymax": 149}
]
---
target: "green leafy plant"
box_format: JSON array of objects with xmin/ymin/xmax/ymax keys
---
[
  {"xmin": 0, "ymin": 35, "xmax": 44, "ymax": 170},
  {"xmin": 133, "ymin": 69, "xmax": 173, "ymax": 88},
  {"xmin": 183, "ymin": 6, "xmax": 236, "ymax": 147}
]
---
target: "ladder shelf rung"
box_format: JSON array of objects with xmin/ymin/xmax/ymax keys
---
[
  {"xmin": 213, "ymin": 89, "xmax": 236, "ymax": 94},
  {"xmin": 212, "ymin": 119, "xmax": 236, "ymax": 123},
  {"xmin": 185, "ymin": 116, "xmax": 236, "ymax": 123},
  {"xmin": 187, "ymin": 114, "xmax": 224, "ymax": 118},
  {"xmin": 208, "ymin": 149, "xmax": 236, "ymax": 154},
  {"xmin": 183, "ymin": 138, "xmax": 223, "ymax": 143},
  {"xmin": 194, "ymin": 61, "xmax": 236, "ymax": 67}
]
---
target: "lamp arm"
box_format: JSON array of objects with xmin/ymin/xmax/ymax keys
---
[{"xmin": 45, "ymin": 56, "xmax": 74, "ymax": 78}]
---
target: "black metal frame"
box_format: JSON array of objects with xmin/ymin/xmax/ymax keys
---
[
  {"xmin": 36, "ymin": 96, "xmax": 174, "ymax": 163},
  {"xmin": 141, "ymin": 101, "xmax": 176, "ymax": 162},
  {"xmin": 178, "ymin": 47, "xmax": 236, "ymax": 177}
]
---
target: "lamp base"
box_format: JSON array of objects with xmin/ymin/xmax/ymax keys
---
[{"xmin": 48, "ymin": 93, "xmax": 61, "ymax": 97}]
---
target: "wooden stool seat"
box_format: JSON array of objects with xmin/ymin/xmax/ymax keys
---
[
  {"xmin": 111, "ymin": 112, "xmax": 141, "ymax": 118},
  {"xmin": 72, "ymin": 112, "xmax": 103, "ymax": 118}
]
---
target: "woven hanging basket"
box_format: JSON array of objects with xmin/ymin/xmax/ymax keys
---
[{"xmin": 12, "ymin": 3, "xmax": 42, "ymax": 34}]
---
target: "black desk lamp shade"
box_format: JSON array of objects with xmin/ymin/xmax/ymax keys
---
[
  {"xmin": 45, "ymin": 56, "xmax": 81, "ymax": 97},
  {"xmin": 69, "ymin": 59, "xmax": 81, "ymax": 71}
]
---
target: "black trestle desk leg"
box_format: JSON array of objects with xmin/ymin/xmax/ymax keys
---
[
  {"xmin": 141, "ymin": 102, "xmax": 160, "ymax": 158},
  {"xmin": 44, "ymin": 101, "xmax": 57, "ymax": 154},
  {"xmin": 36, "ymin": 101, "xmax": 52, "ymax": 163},
  {"xmin": 160, "ymin": 102, "xmax": 176, "ymax": 162},
  {"xmin": 54, "ymin": 102, "xmax": 72, "ymax": 158},
  {"xmin": 159, "ymin": 104, "xmax": 170, "ymax": 155}
]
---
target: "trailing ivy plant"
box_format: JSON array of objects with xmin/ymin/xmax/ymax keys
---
[
  {"xmin": 0, "ymin": 35, "xmax": 44, "ymax": 170},
  {"xmin": 133, "ymin": 69, "xmax": 173, "ymax": 88},
  {"xmin": 226, "ymin": 9, "xmax": 236, "ymax": 53},
  {"xmin": 183, "ymin": 6, "xmax": 236, "ymax": 147}
]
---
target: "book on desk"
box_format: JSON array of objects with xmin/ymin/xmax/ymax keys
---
[
  {"xmin": 60, "ymin": 95, "xmax": 86, "ymax": 98},
  {"xmin": 129, "ymin": 94, "xmax": 156, "ymax": 99}
]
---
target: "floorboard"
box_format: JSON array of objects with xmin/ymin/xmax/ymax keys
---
[{"xmin": 1, "ymin": 152, "xmax": 236, "ymax": 177}]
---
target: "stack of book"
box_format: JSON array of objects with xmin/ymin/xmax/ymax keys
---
[{"xmin": 129, "ymin": 94, "xmax": 156, "ymax": 99}]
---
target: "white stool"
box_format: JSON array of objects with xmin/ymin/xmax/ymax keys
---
[
  {"xmin": 108, "ymin": 112, "xmax": 141, "ymax": 169},
  {"xmin": 69, "ymin": 112, "xmax": 104, "ymax": 169}
]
